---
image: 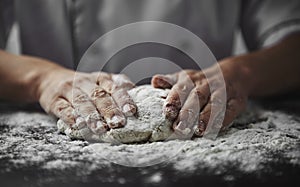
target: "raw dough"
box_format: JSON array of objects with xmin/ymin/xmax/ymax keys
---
[{"xmin": 57, "ymin": 85, "xmax": 173, "ymax": 143}]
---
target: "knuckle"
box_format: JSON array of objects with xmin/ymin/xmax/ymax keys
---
[
  {"xmin": 74, "ymin": 94, "xmax": 90, "ymax": 103},
  {"xmin": 180, "ymin": 70, "xmax": 206, "ymax": 84},
  {"xmin": 193, "ymin": 73, "xmax": 206, "ymax": 82},
  {"xmin": 202, "ymin": 80, "xmax": 210, "ymax": 89},
  {"xmin": 52, "ymin": 99, "xmax": 71, "ymax": 115},
  {"xmin": 95, "ymin": 73, "xmax": 112, "ymax": 87},
  {"xmin": 101, "ymin": 105, "xmax": 119, "ymax": 116},
  {"xmin": 91, "ymin": 87, "xmax": 108, "ymax": 98},
  {"xmin": 173, "ymin": 83, "xmax": 193, "ymax": 94},
  {"xmin": 96, "ymin": 72, "xmax": 111, "ymax": 83},
  {"xmin": 57, "ymin": 79, "xmax": 73, "ymax": 93},
  {"xmin": 194, "ymin": 87, "xmax": 208, "ymax": 102},
  {"xmin": 179, "ymin": 71, "xmax": 194, "ymax": 82},
  {"xmin": 195, "ymin": 78, "xmax": 208, "ymax": 87}
]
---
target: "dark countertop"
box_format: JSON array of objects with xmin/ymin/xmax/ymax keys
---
[{"xmin": 0, "ymin": 101, "xmax": 300, "ymax": 187}]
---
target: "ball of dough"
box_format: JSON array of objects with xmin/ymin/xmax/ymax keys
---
[{"xmin": 57, "ymin": 85, "xmax": 174, "ymax": 143}]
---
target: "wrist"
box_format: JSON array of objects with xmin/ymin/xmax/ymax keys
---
[
  {"xmin": 20, "ymin": 56, "xmax": 71, "ymax": 102},
  {"xmin": 218, "ymin": 55, "xmax": 255, "ymax": 97},
  {"xmin": 0, "ymin": 50, "xmax": 73, "ymax": 103},
  {"xmin": 35, "ymin": 63, "xmax": 74, "ymax": 102}
]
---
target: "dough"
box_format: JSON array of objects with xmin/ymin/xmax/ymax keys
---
[{"xmin": 57, "ymin": 85, "xmax": 173, "ymax": 143}]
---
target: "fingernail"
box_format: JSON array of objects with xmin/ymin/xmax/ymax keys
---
[
  {"xmin": 122, "ymin": 104, "xmax": 136, "ymax": 116},
  {"xmin": 107, "ymin": 115, "xmax": 126, "ymax": 128},
  {"xmin": 174, "ymin": 121, "xmax": 191, "ymax": 135}
]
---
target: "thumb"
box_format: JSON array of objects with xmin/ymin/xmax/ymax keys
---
[{"xmin": 151, "ymin": 73, "xmax": 178, "ymax": 89}]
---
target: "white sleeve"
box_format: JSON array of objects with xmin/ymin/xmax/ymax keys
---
[{"xmin": 241, "ymin": 0, "xmax": 300, "ymax": 50}]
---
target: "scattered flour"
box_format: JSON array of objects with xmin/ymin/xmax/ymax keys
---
[{"xmin": 0, "ymin": 102, "xmax": 300, "ymax": 183}]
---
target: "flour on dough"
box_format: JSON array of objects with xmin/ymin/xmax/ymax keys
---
[{"xmin": 57, "ymin": 85, "xmax": 173, "ymax": 143}]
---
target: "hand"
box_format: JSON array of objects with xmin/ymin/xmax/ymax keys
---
[
  {"xmin": 151, "ymin": 59, "xmax": 248, "ymax": 138},
  {"xmin": 38, "ymin": 68, "xmax": 137, "ymax": 134}
]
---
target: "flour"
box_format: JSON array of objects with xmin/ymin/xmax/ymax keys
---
[
  {"xmin": 57, "ymin": 85, "xmax": 173, "ymax": 143},
  {"xmin": 0, "ymin": 102, "xmax": 300, "ymax": 183}
]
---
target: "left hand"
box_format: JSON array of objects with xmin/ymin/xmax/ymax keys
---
[{"xmin": 151, "ymin": 58, "xmax": 249, "ymax": 138}]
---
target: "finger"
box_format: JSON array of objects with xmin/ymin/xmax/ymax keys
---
[
  {"xmin": 65, "ymin": 86, "xmax": 108, "ymax": 134},
  {"xmin": 93, "ymin": 73, "xmax": 134, "ymax": 91},
  {"xmin": 50, "ymin": 97, "xmax": 75, "ymax": 126},
  {"xmin": 111, "ymin": 89, "xmax": 137, "ymax": 116},
  {"xmin": 86, "ymin": 115, "xmax": 109, "ymax": 134},
  {"xmin": 91, "ymin": 72, "xmax": 114, "ymax": 93},
  {"xmin": 78, "ymin": 77, "xmax": 127, "ymax": 129},
  {"xmin": 194, "ymin": 88, "xmax": 226, "ymax": 137},
  {"xmin": 94, "ymin": 73, "xmax": 137, "ymax": 116},
  {"xmin": 164, "ymin": 71, "xmax": 195, "ymax": 120},
  {"xmin": 222, "ymin": 97, "xmax": 247, "ymax": 129},
  {"xmin": 173, "ymin": 84, "xmax": 210, "ymax": 137},
  {"xmin": 111, "ymin": 74, "xmax": 135, "ymax": 90},
  {"xmin": 111, "ymin": 74, "xmax": 137, "ymax": 116},
  {"xmin": 56, "ymin": 78, "xmax": 95, "ymax": 117},
  {"xmin": 90, "ymin": 86, "xmax": 126, "ymax": 129},
  {"xmin": 151, "ymin": 73, "xmax": 178, "ymax": 89}
]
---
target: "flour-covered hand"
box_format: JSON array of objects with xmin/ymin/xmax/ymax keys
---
[
  {"xmin": 152, "ymin": 59, "xmax": 248, "ymax": 138},
  {"xmin": 38, "ymin": 68, "xmax": 136, "ymax": 134}
]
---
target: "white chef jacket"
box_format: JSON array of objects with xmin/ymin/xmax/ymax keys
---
[{"xmin": 0, "ymin": 0, "xmax": 300, "ymax": 72}]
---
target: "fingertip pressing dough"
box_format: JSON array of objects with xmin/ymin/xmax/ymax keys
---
[{"xmin": 57, "ymin": 85, "xmax": 174, "ymax": 143}]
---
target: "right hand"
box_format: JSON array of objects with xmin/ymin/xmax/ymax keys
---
[{"xmin": 38, "ymin": 67, "xmax": 137, "ymax": 134}]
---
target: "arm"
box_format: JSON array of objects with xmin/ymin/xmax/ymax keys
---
[
  {"xmin": 152, "ymin": 33, "xmax": 300, "ymax": 137},
  {"xmin": 0, "ymin": 50, "xmax": 62, "ymax": 102},
  {"xmin": 152, "ymin": 0, "xmax": 300, "ymax": 138},
  {"xmin": 239, "ymin": 0, "xmax": 300, "ymax": 96},
  {"xmin": 235, "ymin": 33, "xmax": 300, "ymax": 97},
  {"xmin": 0, "ymin": 50, "xmax": 137, "ymax": 134}
]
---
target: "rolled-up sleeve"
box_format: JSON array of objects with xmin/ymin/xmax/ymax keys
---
[
  {"xmin": 241, "ymin": 0, "xmax": 300, "ymax": 50},
  {"xmin": 0, "ymin": 0, "xmax": 14, "ymax": 49}
]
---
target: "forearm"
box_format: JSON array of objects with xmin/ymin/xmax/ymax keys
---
[
  {"xmin": 221, "ymin": 33, "xmax": 300, "ymax": 98},
  {"xmin": 0, "ymin": 50, "xmax": 66, "ymax": 102}
]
